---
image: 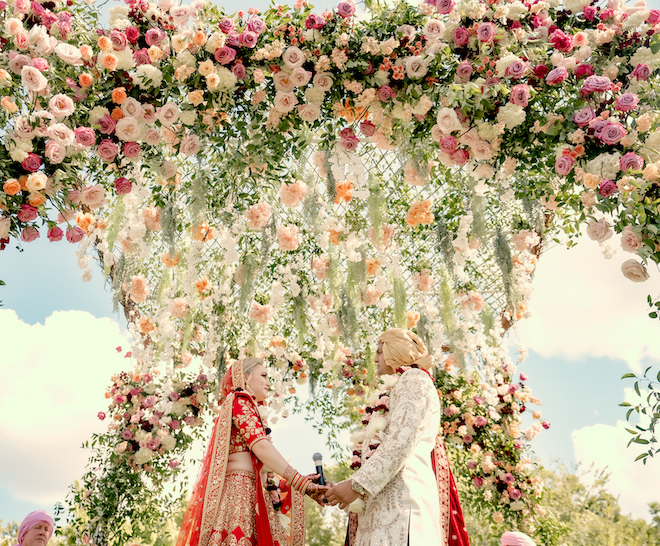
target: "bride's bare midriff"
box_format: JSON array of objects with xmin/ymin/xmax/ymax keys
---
[{"xmin": 226, "ymin": 451, "xmax": 255, "ymax": 472}]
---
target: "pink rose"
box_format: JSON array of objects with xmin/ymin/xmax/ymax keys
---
[
  {"xmin": 110, "ymin": 30, "xmax": 128, "ymax": 51},
  {"xmin": 97, "ymin": 114, "xmax": 116, "ymax": 135},
  {"xmin": 509, "ymin": 489, "xmax": 522, "ymax": 501},
  {"xmin": 573, "ymin": 106, "xmax": 595, "ymax": 127},
  {"xmin": 66, "ymin": 226, "xmax": 85, "ymax": 243},
  {"xmin": 631, "ymin": 63, "xmax": 651, "ymax": 81},
  {"xmin": 337, "ymin": 0, "xmax": 356, "ymax": 18},
  {"xmin": 125, "ymin": 26, "xmax": 140, "ymax": 44},
  {"xmin": 620, "ymin": 152, "xmax": 644, "ymax": 172},
  {"xmin": 377, "ymin": 85, "xmax": 395, "ymax": 102},
  {"xmin": 305, "ymin": 14, "xmax": 327, "ymax": 29},
  {"xmin": 574, "ymin": 64, "xmax": 594, "ymax": 79},
  {"xmin": 232, "ymin": 63, "xmax": 246, "ymax": 80},
  {"xmin": 277, "ymin": 225, "xmax": 300, "ymax": 251},
  {"xmin": 214, "ymin": 46, "xmax": 236, "ymax": 64},
  {"xmin": 476, "ymin": 22, "xmax": 495, "ymax": 43},
  {"xmin": 282, "ymin": 46, "xmax": 306, "ymax": 69},
  {"xmin": 340, "ymin": 127, "xmax": 360, "ymax": 151},
  {"xmin": 581, "ymin": 75, "xmax": 610, "ymax": 94},
  {"xmin": 455, "ymin": 61, "xmax": 473, "ymax": 82},
  {"xmin": 546, "ymin": 66, "xmax": 568, "ymax": 85},
  {"xmin": 45, "ymin": 140, "xmax": 66, "ymax": 164},
  {"xmin": 123, "ymin": 142, "xmax": 141, "ymax": 160},
  {"xmin": 360, "ymin": 120, "xmax": 376, "ymax": 137},
  {"xmin": 219, "ymin": 17, "xmax": 235, "ymax": 34},
  {"xmin": 20, "ymin": 226, "xmax": 40, "ymax": 242},
  {"xmin": 598, "ymin": 179, "xmax": 617, "ymax": 197},
  {"xmin": 22, "ymin": 153, "xmax": 42, "ymax": 172},
  {"xmin": 97, "ymin": 140, "xmax": 119, "ymax": 163},
  {"xmin": 554, "ymin": 155, "xmax": 574, "ymax": 176},
  {"xmin": 450, "ymin": 148, "xmax": 469, "ymax": 165},
  {"xmin": 18, "ymin": 204, "xmax": 38, "ymax": 223},
  {"xmin": 505, "ymin": 61, "xmax": 528, "ymax": 79},
  {"xmin": 549, "ymin": 29, "xmax": 573, "ymax": 52},
  {"xmin": 599, "ymin": 123, "xmax": 627, "ymax": 145},
  {"xmin": 615, "ymin": 93, "xmax": 639, "ymax": 112},
  {"xmin": 620, "ymin": 226, "xmax": 642, "ymax": 252},
  {"xmin": 586, "ymin": 218, "xmax": 613, "ymax": 242},
  {"xmin": 47, "ymin": 226, "xmax": 64, "ymax": 241},
  {"xmin": 97, "ymin": 412, "xmax": 106, "ymax": 420},
  {"xmin": 239, "ymin": 31, "xmax": 258, "ymax": 48},
  {"xmin": 31, "ymin": 57, "xmax": 49, "ymax": 71},
  {"xmin": 583, "ymin": 5, "xmax": 596, "ymax": 19},
  {"xmin": 21, "ymin": 66, "xmax": 48, "ymax": 91},
  {"xmin": 74, "ymin": 127, "xmax": 95, "ymax": 147},
  {"xmin": 648, "ymin": 9, "xmax": 660, "ymax": 24},
  {"xmin": 79, "ymin": 185, "xmax": 106, "ymax": 209},
  {"xmin": 435, "ymin": 0, "xmax": 455, "ymax": 14},
  {"xmin": 247, "ymin": 16, "xmax": 266, "ymax": 34},
  {"xmin": 180, "ymin": 134, "xmax": 201, "ymax": 157},
  {"xmin": 439, "ymin": 136, "xmax": 457, "ymax": 153},
  {"xmin": 133, "ymin": 48, "xmax": 151, "ymax": 66},
  {"xmin": 145, "ymin": 27, "xmax": 166, "ymax": 46},
  {"xmin": 510, "ymin": 84, "xmax": 529, "ymax": 107},
  {"xmin": 273, "ymin": 92, "xmax": 298, "ymax": 113},
  {"xmin": 453, "ymin": 27, "xmax": 469, "ymax": 47},
  {"xmin": 114, "ymin": 177, "xmax": 133, "ymax": 195}
]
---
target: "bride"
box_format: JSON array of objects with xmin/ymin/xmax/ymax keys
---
[{"xmin": 177, "ymin": 357, "xmax": 327, "ymax": 546}]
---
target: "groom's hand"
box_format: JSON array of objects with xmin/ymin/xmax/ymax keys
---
[{"xmin": 324, "ymin": 479, "xmax": 360, "ymax": 509}]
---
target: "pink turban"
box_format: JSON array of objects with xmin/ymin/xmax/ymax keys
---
[
  {"xmin": 15, "ymin": 511, "xmax": 54, "ymax": 546},
  {"xmin": 501, "ymin": 531, "xmax": 536, "ymax": 546}
]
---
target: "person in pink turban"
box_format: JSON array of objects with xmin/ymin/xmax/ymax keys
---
[
  {"xmin": 13, "ymin": 511, "xmax": 54, "ymax": 546},
  {"xmin": 501, "ymin": 531, "xmax": 536, "ymax": 546}
]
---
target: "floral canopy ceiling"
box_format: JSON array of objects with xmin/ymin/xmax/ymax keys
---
[{"xmin": 1, "ymin": 0, "xmax": 659, "ymax": 541}]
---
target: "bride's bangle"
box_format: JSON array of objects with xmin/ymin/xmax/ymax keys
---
[{"xmin": 284, "ymin": 465, "xmax": 310, "ymax": 495}]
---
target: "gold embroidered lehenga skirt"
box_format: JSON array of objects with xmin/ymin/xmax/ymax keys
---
[{"xmin": 208, "ymin": 470, "xmax": 286, "ymax": 546}]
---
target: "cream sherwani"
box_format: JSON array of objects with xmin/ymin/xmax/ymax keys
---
[{"xmin": 351, "ymin": 368, "xmax": 443, "ymax": 546}]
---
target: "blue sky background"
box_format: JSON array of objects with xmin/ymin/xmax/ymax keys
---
[{"xmin": 2, "ymin": 0, "xmax": 660, "ymax": 531}]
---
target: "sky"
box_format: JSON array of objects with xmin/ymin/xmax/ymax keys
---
[{"xmin": 3, "ymin": 0, "xmax": 660, "ymax": 533}]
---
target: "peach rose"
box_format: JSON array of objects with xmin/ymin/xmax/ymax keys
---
[
  {"xmin": 79, "ymin": 73, "xmax": 94, "ymax": 88},
  {"xmin": 245, "ymin": 202, "xmax": 271, "ymax": 229},
  {"xmin": 405, "ymin": 200, "xmax": 434, "ymax": 226},
  {"xmin": 277, "ymin": 225, "xmax": 300, "ymax": 251},
  {"xmin": 100, "ymin": 53, "xmax": 119, "ymax": 71},
  {"xmin": 171, "ymin": 298, "xmax": 189, "ymax": 319},
  {"xmin": 97, "ymin": 36, "xmax": 112, "ymax": 51},
  {"xmin": 112, "ymin": 87, "xmax": 127, "ymax": 104},
  {"xmin": 366, "ymin": 258, "xmax": 381, "ymax": 276},
  {"xmin": 161, "ymin": 251, "xmax": 180, "ymax": 267},
  {"xmin": 28, "ymin": 192, "xmax": 46, "ymax": 207},
  {"xmin": 249, "ymin": 302, "xmax": 274, "ymax": 324},
  {"xmin": 412, "ymin": 269, "xmax": 436, "ymax": 292},
  {"xmin": 406, "ymin": 311, "xmax": 420, "ymax": 328},
  {"xmin": 142, "ymin": 207, "xmax": 162, "ymax": 230},
  {"xmin": 138, "ymin": 316, "xmax": 157, "ymax": 335},
  {"xmin": 362, "ymin": 285, "xmax": 383, "ymax": 306},
  {"xmin": 188, "ymin": 90, "xmax": 204, "ymax": 106},
  {"xmin": 3, "ymin": 179, "xmax": 21, "ymax": 195},
  {"xmin": 130, "ymin": 274, "xmax": 150, "ymax": 303},
  {"xmin": 198, "ymin": 59, "xmax": 215, "ymax": 76},
  {"xmin": 280, "ymin": 180, "xmax": 307, "ymax": 207},
  {"xmin": 311, "ymin": 254, "xmax": 330, "ymax": 280},
  {"xmin": 282, "ymin": 46, "xmax": 305, "ymax": 69},
  {"xmin": 621, "ymin": 259, "xmax": 649, "ymax": 282}
]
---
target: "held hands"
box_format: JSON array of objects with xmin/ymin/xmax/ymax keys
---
[
  {"xmin": 325, "ymin": 479, "xmax": 360, "ymax": 510},
  {"xmin": 305, "ymin": 482, "xmax": 330, "ymax": 506}
]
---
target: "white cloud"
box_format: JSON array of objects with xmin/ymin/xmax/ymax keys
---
[
  {"xmin": 572, "ymin": 418, "xmax": 660, "ymax": 520},
  {"xmin": 514, "ymin": 239, "xmax": 660, "ymax": 374},
  {"xmin": 0, "ymin": 310, "xmax": 130, "ymax": 506}
]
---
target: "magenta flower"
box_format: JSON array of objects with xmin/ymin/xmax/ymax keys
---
[
  {"xmin": 476, "ymin": 22, "xmax": 495, "ymax": 43},
  {"xmin": 214, "ymin": 46, "xmax": 236, "ymax": 65},
  {"xmin": 546, "ymin": 66, "xmax": 568, "ymax": 86},
  {"xmin": 47, "ymin": 226, "xmax": 64, "ymax": 242},
  {"xmin": 509, "ymin": 488, "xmax": 522, "ymax": 500},
  {"xmin": 453, "ymin": 27, "xmax": 469, "ymax": 47},
  {"xmin": 620, "ymin": 152, "xmax": 644, "ymax": 172},
  {"xmin": 615, "ymin": 93, "xmax": 640, "ymax": 112},
  {"xmin": 337, "ymin": 0, "xmax": 356, "ymax": 18},
  {"xmin": 554, "ymin": 155, "xmax": 574, "ymax": 176},
  {"xmin": 631, "ymin": 63, "xmax": 651, "ymax": 81},
  {"xmin": 599, "ymin": 179, "xmax": 617, "ymax": 197}
]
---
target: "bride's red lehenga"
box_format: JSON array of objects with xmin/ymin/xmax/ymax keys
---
[{"xmin": 176, "ymin": 363, "xmax": 305, "ymax": 546}]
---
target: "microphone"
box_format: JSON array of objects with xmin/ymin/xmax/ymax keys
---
[{"xmin": 312, "ymin": 452, "xmax": 326, "ymax": 486}]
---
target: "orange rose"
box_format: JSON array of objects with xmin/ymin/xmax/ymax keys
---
[
  {"xmin": 192, "ymin": 30, "xmax": 207, "ymax": 46},
  {"xmin": 195, "ymin": 276, "xmax": 211, "ymax": 297},
  {"xmin": 76, "ymin": 212, "xmax": 94, "ymax": 231},
  {"xmin": 79, "ymin": 44, "xmax": 93, "ymax": 60},
  {"xmin": 404, "ymin": 200, "xmax": 434, "ymax": 226},
  {"xmin": 138, "ymin": 316, "xmax": 157, "ymax": 335},
  {"xmin": 187, "ymin": 90, "xmax": 204, "ymax": 106},
  {"xmin": 334, "ymin": 180, "xmax": 353, "ymax": 204},
  {"xmin": 18, "ymin": 175, "xmax": 28, "ymax": 190},
  {"xmin": 328, "ymin": 229, "xmax": 341, "ymax": 245},
  {"xmin": 28, "ymin": 192, "xmax": 46, "ymax": 207},
  {"xmin": 3, "ymin": 179, "xmax": 21, "ymax": 195},
  {"xmin": 111, "ymin": 87, "xmax": 127, "ymax": 104},
  {"xmin": 97, "ymin": 36, "xmax": 112, "ymax": 51},
  {"xmin": 406, "ymin": 310, "xmax": 420, "ymax": 328},
  {"xmin": 79, "ymin": 73, "xmax": 94, "ymax": 88},
  {"xmin": 192, "ymin": 222, "xmax": 215, "ymax": 241},
  {"xmin": 161, "ymin": 251, "xmax": 180, "ymax": 267},
  {"xmin": 366, "ymin": 258, "xmax": 381, "ymax": 276},
  {"xmin": 1, "ymin": 96, "xmax": 17, "ymax": 113},
  {"xmin": 110, "ymin": 107, "xmax": 124, "ymax": 121},
  {"xmin": 100, "ymin": 53, "xmax": 118, "ymax": 71}
]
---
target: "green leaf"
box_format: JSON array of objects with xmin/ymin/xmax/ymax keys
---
[
  {"xmin": 635, "ymin": 382, "xmax": 641, "ymax": 397},
  {"xmin": 633, "ymin": 438, "xmax": 650, "ymax": 444},
  {"xmin": 635, "ymin": 453, "xmax": 648, "ymax": 461},
  {"xmin": 622, "ymin": 373, "xmax": 636, "ymax": 379}
]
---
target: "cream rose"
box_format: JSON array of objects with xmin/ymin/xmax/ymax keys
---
[
  {"xmin": 436, "ymin": 107, "xmax": 462, "ymax": 134},
  {"xmin": 586, "ymin": 218, "xmax": 613, "ymax": 242},
  {"xmin": 621, "ymin": 259, "xmax": 649, "ymax": 282}
]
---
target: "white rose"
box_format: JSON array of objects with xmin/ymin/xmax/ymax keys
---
[
  {"xmin": 586, "ymin": 218, "xmax": 613, "ymax": 242},
  {"xmin": 14, "ymin": 116, "xmax": 33, "ymax": 139},
  {"xmin": 497, "ymin": 103, "xmax": 526, "ymax": 129},
  {"xmin": 273, "ymin": 91, "xmax": 298, "ymax": 113},
  {"xmin": 436, "ymin": 107, "xmax": 462, "ymax": 134},
  {"xmin": 20, "ymin": 66, "xmax": 47, "ymax": 92},
  {"xmin": 405, "ymin": 55, "xmax": 429, "ymax": 79},
  {"xmin": 621, "ymin": 259, "xmax": 649, "ymax": 282},
  {"xmin": 54, "ymin": 43, "xmax": 83, "ymax": 65},
  {"xmin": 158, "ymin": 102, "xmax": 180, "ymax": 126},
  {"xmin": 423, "ymin": 19, "xmax": 445, "ymax": 40},
  {"xmin": 282, "ymin": 46, "xmax": 305, "ymax": 69},
  {"xmin": 115, "ymin": 116, "xmax": 141, "ymax": 141}
]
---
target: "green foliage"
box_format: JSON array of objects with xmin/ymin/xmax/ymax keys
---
[{"xmin": 621, "ymin": 366, "xmax": 660, "ymax": 463}]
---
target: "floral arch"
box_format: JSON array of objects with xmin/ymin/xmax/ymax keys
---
[{"xmin": 1, "ymin": 0, "xmax": 659, "ymax": 543}]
